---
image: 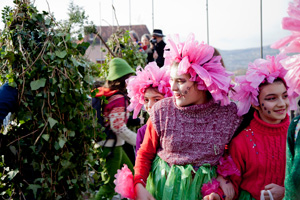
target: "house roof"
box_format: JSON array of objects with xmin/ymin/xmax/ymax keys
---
[{"xmin": 84, "ymin": 24, "xmax": 150, "ymax": 44}]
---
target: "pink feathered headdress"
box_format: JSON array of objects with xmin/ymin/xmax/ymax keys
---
[
  {"xmin": 272, "ymin": 0, "xmax": 300, "ymax": 102},
  {"xmin": 230, "ymin": 54, "xmax": 292, "ymax": 116},
  {"xmin": 126, "ymin": 62, "xmax": 173, "ymax": 118},
  {"xmin": 164, "ymin": 33, "xmax": 233, "ymax": 106}
]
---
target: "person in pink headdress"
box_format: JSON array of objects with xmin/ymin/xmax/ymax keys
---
[
  {"xmin": 132, "ymin": 33, "xmax": 242, "ymax": 200},
  {"xmin": 228, "ymin": 54, "xmax": 298, "ymax": 200},
  {"xmin": 126, "ymin": 62, "xmax": 173, "ymax": 155},
  {"xmin": 272, "ymin": 1, "xmax": 300, "ymax": 199}
]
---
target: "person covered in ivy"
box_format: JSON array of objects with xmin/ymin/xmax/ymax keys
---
[
  {"xmin": 92, "ymin": 58, "xmax": 137, "ymax": 199},
  {"xmin": 0, "ymin": 82, "xmax": 18, "ymax": 127}
]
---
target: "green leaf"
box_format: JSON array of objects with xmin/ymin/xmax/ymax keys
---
[
  {"xmin": 42, "ymin": 134, "xmax": 50, "ymax": 141},
  {"xmin": 48, "ymin": 117, "xmax": 58, "ymax": 128},
  {"xmin": 27, "ymin": 184, "xmax": 41, "ymax": 199},
  {"xmin": 69, "ymin": 131, "xmax": 75, "ymax": 137},
  {"xmin": 55, "ymin": 50, "xmax": 67, "ymax": 58},
  {"xmin": 30, "ymin": 78, "xmax": 46, "ymax": 90},
  {"xmin": 45, "ymin": 18, "xmax": 51, "ymax": 25},
  {"xmin": 58, "ymin": 137, "xmax": 66, "ymax": 148},
  {"xmin": 7, "ymin": 169, "xmax": 18, "ymax": 180},
  {"xmin": 9, "ymin": 146, "xmax": 17, "ymax": 156}
]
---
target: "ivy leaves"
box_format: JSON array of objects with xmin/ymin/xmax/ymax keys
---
[{"xmin": 0, "ymin": 1, "xmax": 102, "ymax": 199}]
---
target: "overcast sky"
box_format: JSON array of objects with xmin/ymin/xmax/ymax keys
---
[{"xmin": 0, "ymin": 0, "xmax": 291, "ymax": 50}]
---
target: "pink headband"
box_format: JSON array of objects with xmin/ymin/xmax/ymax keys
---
[
  {"xmin": 126, "ymin": 62, "xmax": 173, "ymax": 118},
  {"xmin": 230, "ymin": 54, "xmax": 292, "ymax": 116},
  {"xmin": 164, "ymin": 33, "xmax": 233, "ymax": 106},
  {"xmin": 272, "ymin": 0, "xmax": 300, "ymax": 106}
]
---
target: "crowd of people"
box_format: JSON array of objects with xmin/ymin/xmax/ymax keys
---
[
  {"xmin": 130, "ymin": 29, "xmax": 166, "ymax": 68},
  {"xmin": 1, "ymin": 1, "xmax": 300, "ymax": 200},
  {"xmin": 92, "ymin": 5, "xmax": 300, "ymax": 198}
]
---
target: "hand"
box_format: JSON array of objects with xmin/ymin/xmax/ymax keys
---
[
  {"xmin": 262, "ymin": 183, "xmax": 285, "ymax": 200},
  {"xmin": 217, "ymin": 176, "xmax": 235, "ymax": 200},
  {"xmin": 203, "ymin": 192, "xmax": 221, "ymax": 200},
  {"xmin": 153, "ymin": 51, "xmax": 158, "ymax": 60},
  {"xmin": 135, "ymin": 183, "xmax": 156, "ymax": 200}
]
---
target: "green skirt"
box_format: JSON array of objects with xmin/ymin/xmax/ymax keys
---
[
  {"xmin": 238, "ymin": 190, "xmax": 255, "ymax": 200},
  {"xmin": 146, "ymin": 156, "xmax": 217, "ymax": 200}
]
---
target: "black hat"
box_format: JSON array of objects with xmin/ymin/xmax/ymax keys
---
[{"xmin": 152, "ymin": 29, "xmax": 165, "ymax": 37}]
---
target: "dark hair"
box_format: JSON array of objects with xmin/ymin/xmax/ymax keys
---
[
  {"xmin": 106, "ymin": 73, "xmax": 132, "ymax": 94},
  {"xmin": 213, "ymin": 48, "xmax": 225, "ymax": 68},
  {"xmin": 232, "ymin": 77, "xmax": 287, "ymax": 137}
]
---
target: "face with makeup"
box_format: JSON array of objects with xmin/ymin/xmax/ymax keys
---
[
  {"xmin": 144, "ymin": 87, "xmax": 165, "ymax": 113},
  {"xmin": 170, "ymin": 64, "xmax": 208, "ymax": 107},
  {"xmin": 253, "ymin": 80, "xmax": 289, "ymax": 124}
]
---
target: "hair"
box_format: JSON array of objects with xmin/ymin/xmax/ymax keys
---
[
  {"xmin": 141, "ymin": 34, "xmax": 150, "ymax": 41},
  {"xmin": 144, "ymin": 86, "xmax": 161, "ymax": 95},
  {"xmin": 106, "ymin": 73, "xmax": 132, "ymax": 94},
  {"xmin": 213, "ymin": 48, "xmax": 225, "ymax": 68},
  {"xmin": 129, "ymin": 30, "xmax": 139, "ymax": 42},
  {"xmin": 233, "ymin": 77, "xmax": 287, "ymax": 137}
]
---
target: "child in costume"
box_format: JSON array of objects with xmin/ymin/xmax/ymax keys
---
[
  {"xmin": 228, "ymin": 54, "xmax": 298, "ymax": 200},
  {"xmin": 271, "ymin": 0, "xmax": 300, "ymax": 199},
  {"xmin": 133, "ymin": 33, "xmax": 242, "ymax": 200},
  {"xmin": 92, "ymin": 58, "xmax": 137, "ymax": 199},
  {"xmin": 126, "ymin": 62, "xmax": 173, "ymax": 155}
]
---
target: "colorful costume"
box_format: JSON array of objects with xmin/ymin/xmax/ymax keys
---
[
  {"xmin": 126, "ymin": 62, "xmax": 172, "ymax": 155},
  {"xmin": 272, "ymin": 1, "xmax": 300, "ymax": 199},
  {"xmin": 229, "ymin": 112, "xmax": 289, "ymax": 200},
  {"xmin": 134, "ymin": 97, "xmax": 241, "ymax": 199},
  {"xmin": 229, "ymin": 53, "xmax": 299, "ymax": 199},
  {"xmin": 93, "ymin": 58, "xmax": 136, "ymax": 199}
]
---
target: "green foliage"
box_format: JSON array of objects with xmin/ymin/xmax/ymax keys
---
[
  {"xmin": 99, "ymin": 29, "xmax": 147, "ymax": 79},
  {"xmin": 0, "ymin": 1, "xmax": 104, "ymax": 199}
]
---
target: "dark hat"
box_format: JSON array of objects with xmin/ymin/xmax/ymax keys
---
[{"xmin": 152, "ymin": 29, "xmax": 165, "ymax": 37}]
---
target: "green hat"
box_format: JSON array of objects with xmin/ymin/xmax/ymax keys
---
[{"xmin": 107, "ymin": 58, "xmax": 135, "ymax": 81}]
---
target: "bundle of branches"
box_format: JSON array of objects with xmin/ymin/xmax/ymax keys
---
[{"xmin": 0, "ymin": 1, "xmax": 103, "ymax": 199}]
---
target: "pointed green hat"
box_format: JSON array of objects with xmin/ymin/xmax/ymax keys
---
[{"xmin": 107, "ymin": 58, "xmax": 135, "ymax": 81}]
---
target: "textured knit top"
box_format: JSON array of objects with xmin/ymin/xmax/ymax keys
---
[
  {"xmin": 134, "ymin": 97, "xmax": 241, "ymax": 182},
  {"xmin": 229, "ymin": 111, "xmax": 290, "ymax": 200},
  {"xmin": 284, "ymin": 115, "xmax": 300, "ymax": 200}
]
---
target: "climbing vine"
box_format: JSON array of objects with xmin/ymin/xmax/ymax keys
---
[{"xmin": 0, "ymin": 1, "xmax": 103, "ymax": 199}]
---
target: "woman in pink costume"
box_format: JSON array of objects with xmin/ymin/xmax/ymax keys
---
[
  {"xmin": 126, "ymin": 62, "xmax": 173, "ymax": 155},
  {"xmin": 272, "ymin": 1, "xmax": 300, "ymax": 199},
  {"xmin": 133, "ymin": 33, "xmax": 242, "ymax": 200},
  {"xmin": 228, "ymin": 54, "xmax": 297, "ymax": 200}
]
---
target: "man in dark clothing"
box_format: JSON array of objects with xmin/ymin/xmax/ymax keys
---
[
  {"xmin": 0, "ymin": 83, "xmax": 18, "ymax": 126},
  {"xmin": 150, "ymin": 29, "xmax": 166, "ymax": 67}
]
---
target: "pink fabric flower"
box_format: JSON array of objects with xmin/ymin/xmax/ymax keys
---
[
  {"xmin": 126, "ymin": 62, "xmax": 173, "ymax": 118},
  {"xmin": 271, "ymin": 0, "xmax": 300, "ymax": 100},
  {"xmin": 201, "ymin": 178, "xmax": 220, "ymax": 197},
  {"xmin": 230, "ymin": 54, "xmax": 290, "ymax": 116},
  {"xmin": 164, "ymin": 33, "xmax": 233, "ymax": 106},
  {"xmin": 114, "ymin": 164, "xmax": 135, "ymax": 199},
  {"xmin": 217, "ymin": 155, "xmax": 241, "ymax": 177}
]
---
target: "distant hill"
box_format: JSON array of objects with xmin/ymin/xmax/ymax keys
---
[{"xmin": 219, "ymin": 46, "xmax": 280, "ymax": 75}]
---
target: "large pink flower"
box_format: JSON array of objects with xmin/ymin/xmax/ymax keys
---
[
  {"xmin": 230, "ymin": 54, "xmax": 289, "ymax": 116},
  {"xmin": 126, "ymin": 62, "xmax": 173, "ymax": 118},
  {"xmin": 114, "ymin": 164, "xmax": 135, "ymax": 199},
  {"xmin": 217, "ymin": 155, "xmax": 241, "ymax": 177},
  {"xmin": 201, "ymin": 178, "xmax": 220, "ymax": 197},
  {"xmin": 164, "ymin": 33, "xmax": 233, "ymax": 106}
]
